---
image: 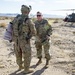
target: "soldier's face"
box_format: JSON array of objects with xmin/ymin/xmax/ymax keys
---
[{"xmin": 37, "ymin": 15, "xmax": 42, "ymax": 21}]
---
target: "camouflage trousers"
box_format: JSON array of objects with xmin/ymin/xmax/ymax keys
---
[
  {"xmin": 18, "ymin": 36, "xmax": 31, "ymax": 71},
  {"xmin": 14, "ymin": 40, "xmax": 22, "ymax": 67},
  {"xmin": 35, "ymin": 39, "xmax": 50, "ymax": 60}
]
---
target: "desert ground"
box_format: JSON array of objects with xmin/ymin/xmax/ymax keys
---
[{"xmin": 0, "ymin": 18, "xmax": 75, "ymax": 75}]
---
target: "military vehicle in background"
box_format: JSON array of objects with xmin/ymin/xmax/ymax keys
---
[{"xmin": 63, "ymin": 9, "xmax": 75, "ymax": 22}]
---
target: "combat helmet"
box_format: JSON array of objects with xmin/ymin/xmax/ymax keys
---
[{"xmin": 21, "ymin": 5, "xmax": 32, "ymax": 14}]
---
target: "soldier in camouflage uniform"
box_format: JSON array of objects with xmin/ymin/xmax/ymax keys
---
[
  {"xmin": 34, "ymin": 11, "xmax": 52, "ymax": 67},
  {"xmin": 11, "ymin": 14, "xmax": 23, "ymax": 70},
  {"xmin": 12, "ymin": 5, "xmax": 35, "ymax": 73},
  {"xmin": 12, "ymin": 5, "xmax": 36, "ymax": 73}
]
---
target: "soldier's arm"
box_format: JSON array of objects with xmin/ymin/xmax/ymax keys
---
[
  {"xmin": 12, "ymin": 14, "xmax": 20, "ymax": 37},
  {"xmin": 12, "ymin": 18, "xmax": 19, "ymax": 37},
  {"xmin": 47, "ymin": 24, "xmax": 52, "ymax": 36},
  {"xmin": 28, "ymin": 19, "xmax": 36, "ymax": 36},
  {"xmin": 45, "ymin": 20, "xmax": 52, "ymax": 36},
  {"xmin": 12, "ymin": 17, "xmax": 19, "ymax": 42}
]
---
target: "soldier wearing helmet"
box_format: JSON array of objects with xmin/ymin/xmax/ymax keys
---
[{"xmin": 12, "ymin": 5, "xmax": 36, "ymax": 74}]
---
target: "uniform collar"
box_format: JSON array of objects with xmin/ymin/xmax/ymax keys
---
[{"xmin": 21, "ymin": 14, "xmax": 28, "ymax": 18}]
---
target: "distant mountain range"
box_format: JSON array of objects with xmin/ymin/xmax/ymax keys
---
[
  {"xmin": 43, "ymin": 14, "xmax": 64, "ymax": 18},
  {"xmin": 0, "ymin": 13, "xmax": 18, "ymax": 17},
  {"xmin": 0, "ymin": 13, "xmax": 64, "ymax": 18}
]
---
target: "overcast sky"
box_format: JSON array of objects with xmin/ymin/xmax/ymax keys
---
[{"xmin": 0, "ymin": 0, "xmax": 75, "ymax": 16}]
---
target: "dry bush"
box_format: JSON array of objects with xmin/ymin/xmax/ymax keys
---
[
  {"xmin": 0, "ymin": 16, "xmax": 14, "ymax": 20},
  {"xmin": 47, "ymin": 18, "xmax": 63, "ymax": 24},
  {"xmin": 48, "ymin": 19, "xmax": 56, "ymax": 25},
  {"xmin": 0, "ymin": 23, "xmax": 6, "ymax": 28},
  {"xmin": 73, "ymin": 31, "xmax": 75, "ymax": 35},
  {"xmin": 3, "ymin": 17, "xmax": 9, "ymax": 20},
  {"xmin": 0, "ymin": 16, "xmax": 8, "ymax": 20},
  {"xmin": 53, "ymin": 19, "xmax": 58, "ymax": 23}
]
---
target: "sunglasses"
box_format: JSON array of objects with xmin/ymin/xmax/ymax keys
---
[{"xmin": 37, "ymin": 15, "xmax": 41, "ymax": 17}]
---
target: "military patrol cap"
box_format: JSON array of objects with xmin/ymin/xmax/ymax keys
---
[{"xmin": 21, "ymin": 5, "xmax": 32, "ymax": 13}]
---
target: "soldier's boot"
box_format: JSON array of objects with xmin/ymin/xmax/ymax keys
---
[
  {"xmin": 18, "ymin": 65, "xmax": 24, "ymax": 70},
  {"xmin": 45, "ymin": 59, "xmax": 49, "ymax": 68},
  {"xmin": 36, "ymin": 58, "xmax": 42, "ymax": 65},
  {"xmin": 24, "ymin": 69, "xmax": 34, "ymax": 74}
]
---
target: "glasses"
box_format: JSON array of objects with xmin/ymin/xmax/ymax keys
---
[{"xmin": 37, "ymin": 15, "xmax": 41, "ymax": 17}]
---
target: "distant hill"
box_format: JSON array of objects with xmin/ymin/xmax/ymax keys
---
[
  {"xmin": 0, "ymin": 13, "xmax": 18, "ymax": 17},
  {"xmin": 43, "ymin": 14, "xmax": 64, "ymax": 18},
  {"xmin": 0, "ymin": 13, "xmax": 64, "ymax": 18}
]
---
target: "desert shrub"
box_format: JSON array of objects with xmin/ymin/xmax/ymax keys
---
[
  {"xmin": 3, "ymin": 17, "xmax": 8, "ymax": 20},
  {"xmin": 73, "ymin": 31, "xmax": 75, "ymax": 35},
  {"xmin": 53, "ymin": 20, "xmax": 58, "ymax": 23},
  {"xmin": 48, "ymin": 19, "xmax": 56, "ymax": 25},
  {"xmin": 0, "ymin": 23, "xmax": 6, "ymax": 28},
  {"xmin": 0, "ymin": 16, "xmax": 14, "ymax": 20},
  {"xmin": 0, "ymin": 16, "xmax": 8, "ymax": 20}
]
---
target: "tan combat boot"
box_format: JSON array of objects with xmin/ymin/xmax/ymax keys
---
[
  {"xmin": 18, "ymin": 65, "xmax": 24, "ymax": 70},
  {"xmin": 45, "ymin": 59, "xmax": 49, "ymax": 68},
  {"xmin": 23, "ymin": 69, "xmax": 34, "ymax": 74},
  {"xmin": 36, "ymin": 58, "xmax": 42, "ymax": 65}
]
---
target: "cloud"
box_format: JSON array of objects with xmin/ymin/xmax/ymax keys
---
[
  {"xmin": 55, "ymin": 0, "xmax": 66, "ymax": 3},
  {"xmin": 4, "ymin": 0, "xmax": 25, "ymax": 1},
  {"xmin": 4, "ymin": 0, "xmax": 36, "ymax": 5},
  {"xmin": 39, "ymin": 1, "xmax": 45, "ymax": 4},
  {"xmin": 55, "ymin": 0, "xmax": 75, "ymax": 3},
  {"xmin": 4, "ymin": 0, "xmax": 45, "ymax": 4}
]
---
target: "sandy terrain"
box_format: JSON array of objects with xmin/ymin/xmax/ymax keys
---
[{"xmin": 0, "ymin": 19, "xmax": 75, "ymax": 75}]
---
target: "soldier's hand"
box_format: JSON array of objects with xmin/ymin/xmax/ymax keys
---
[{"xmin": 46, "ymin": 35, "xmax": 50, "ymax": 40}]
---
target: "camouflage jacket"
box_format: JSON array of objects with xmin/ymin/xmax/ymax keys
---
[
  {"xmin": 34, "ymin": 19, "xmax": 52, "ymax": 41},
  {"xmin": 12, "ymin": 14, "xmax": 21, "ymax": 42},
  {"xmin": 14, "ymin": 15, "xmax": 36, "ymax": 41},
  {"xmin": 12, "ymin": 14, "xmax": 36, "ymax": 41}
]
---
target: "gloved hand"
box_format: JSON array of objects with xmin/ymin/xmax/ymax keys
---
[
  {"xmin": 9, "ymin": 40, "xmax": 12, "ymax": 43},
  {"xmin": 46, "ymin": 35, "xmax": 50, "ymax": 40},
  {"xmin": 26, "ymin": 36, "xmax": 29, "ymax": 41}
]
